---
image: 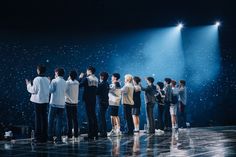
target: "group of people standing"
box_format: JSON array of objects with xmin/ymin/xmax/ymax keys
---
[{"xmin": 26, "ymin": 65, "xmax": 187, "ymax": 144}]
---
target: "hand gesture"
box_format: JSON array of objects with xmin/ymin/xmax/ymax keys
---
[
  {"xmin": 25, "ymin": 79, "xmax": 30, "ymax": 85},
  {"xmin": 79, "ymin": 73, "xmax": 85, "ymax": 79}
]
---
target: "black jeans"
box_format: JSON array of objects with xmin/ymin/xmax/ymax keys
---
[
  {"xmin": 34, "ymin": 103, "xmax": 48, "ymax": 142},
  {"xmin": 178, "ymin": 102, "xmax": 186, "ymax": 128},
  {"xmin": 123, "ymin": 104, "xmax": 134, "ymax": 134},
  {"xmin": 66, "ymin": 104, "xmax": 79, "ymax": 138},
  {"xmin": 157, "ymin": 104, "xmax": 164, "ymax": 130},
  {"xmin": 164, "ymin": 102, "xmax": 171, "ymax": 128},
  {"xmin": 99, "ymin": 103, "xmax": 108, "ymax": 136},
  {"xmin": 146, "ymin": 102, "xmax": 155, "ymax": 133},
  {"xmin": 85, "ymin": 100, "xmax": 98, "ymax": 138}
]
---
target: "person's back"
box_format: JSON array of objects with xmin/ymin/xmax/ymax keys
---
[
  {"xmin": 65, "ymin": 79, "xmax": 79, "ymax": 104},
  {"xmin": 109, "ymin": 83, "xmax": 121, "ymax": 106},
  {"xmin": 82, "ymin": 74, "xmax": 98, "ymax": 102},
  {"xmin": 133, "ymin": 84, "xmax": 141, "ymax": 107},
  {"xmin": 179, "ymin": 86, "xmax": 187, "ymax": 105},
  {"xmin": 50, "ymin": 76, "xmax": 67, "ymax": 107},
  {"xmin": 121, "ymin": 82, "xmax": 134, "ymax": 105},
  {"xmin": 143, "ymin": 84, "xmax": 156, "ymax": 104},
  {"xmin": 28, "ymin": 76, "xmax": 50, "ymax": 104},
  {"xmin": 97, "ymin": 80, "xmax": 109, "ymax": 105}
]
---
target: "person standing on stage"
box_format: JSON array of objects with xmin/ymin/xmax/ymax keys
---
[
  {"xmin": 79, "ymin": 66, "xmax": 99, "ymax": 140},
  {"xmin": 96, "ymin": 72, "xmax": 110, "ymax": 137},
  {"xmin": 65, "ymin": 70, "xmax": 79, "ymax": 140},
  {"xmin": 178, "ymin": 80, "xmax": 187, "ymax": 128},
  {"xmin": 48, "ymin": 68, "xmax": 67, "ymax": 144},
  {"xmin": 141, "ymin": 77, "xmax": 156, "ymax": 134},
  {"xmin": 163, "ymin": 78, "xmax": 172, "ymax": 131},
  {"xmin": 132, "ymin": 76, "xmax": 142, "ymax": 133},
  {"xmin": 26, "ymin": 65, "xmax": 50, "ymax": 143},
  {"xmin": 108, "ymin": 73, "xmax": 122, "ymax": 137},
  {"xmin": 121, "ymin": 74, "xmax": 135, "ymax": 135}
]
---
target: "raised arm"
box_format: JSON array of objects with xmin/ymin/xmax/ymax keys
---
[{"xmin": 26, "ymin": 78, "xmax": 38, "ymax": 94}]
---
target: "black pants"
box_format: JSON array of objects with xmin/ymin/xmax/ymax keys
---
[
  {"xmin": 34, "ymin": 103, "xmax": 48, "ymax": 142},
  {"xmin": 146, "ymin": 102, "xmax": 155, "ymax": 133},
  {"xmin": 99, "ymin": 103, "xmax": 108, "ymax": 136},
  {"xmin": 178, "ymin": 102, "xmax": 186, "ymax": 128},
  {"xmin": 66, "ymin": 104, "xmax": 79, "ymax": 138},
  {"xmin": 85, "ymin": 100, "xmax": 98, "ymax": 138},
  {"xmin": 164, "ymin": 102, "xmax": 171, "ymax": 128},
  {"xmin": 157, "ymin": 104, "xmax": 164, "ymax": 130},
  {"xmin": 123, "ymin": 104, "xmax": 134, "ymax": 134}
]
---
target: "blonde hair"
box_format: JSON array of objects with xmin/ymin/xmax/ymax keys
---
[{"xmin": 124, "ymin": 74, "xmax": 133, "ymax": 83}]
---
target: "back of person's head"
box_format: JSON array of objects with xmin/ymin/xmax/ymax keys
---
[
  {"xmin": 115, "ymin": 82, "xmax": 121, "ymax": 88},
  {"xmin": 100, "ymin": 72, "xmax": 109, "ymax": 81},
  {"xmin": 55, "ymin": 68, "xmax": 65, "ymax": 77},
  {"xmin": 37, "ymin": 65, "xmax": 46, "ymax": 75},
  {"xmin": 125, "ymin": 74, "xmax": 133, "ymax": 83},
  {"xmin": 179, "ymin": 80, "xmax": 186, "ymax": 86},
  {"xmin": 164, "ymin": 78, "xmax": 172, "ymax": 84},
  {"xmin": 87, "ymin": 66, "xmax": 96, "ymax": 74},
  {"xmin": 112, "ymin": 73, "xmax": 120, "ymax": 80},
  {"xmin": 157, "ymin": 82, "xmax": 164, "ymax": 89},
  {"xmin": 147, "ymin": 77, "xmax": 154, "ymax": 84},
  {"xmin": 171, "ymin": 80, "xmax": 177, "ymax": 86},
  {"xmin": 69, "ymin": 70, "xmax": 78, "ymax": 81},
  {"xmin": 133, "ymin": 76, "xmax": 141, "ymax": 84}
]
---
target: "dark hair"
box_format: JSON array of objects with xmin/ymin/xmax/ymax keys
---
[
  {"xmin": 156, "ymin": 82, "xmax": 164, "ymax": 89},
  {"xmin": 55, "ymin": 68, "xmax": 65, "ymax": 77},
  {"xmin": 37, "ymin": 65, "xmax": 46, "ymax": 75},
  {"xmin": 133, "ymin": 76, "xmax": 141, "ymax": 84},
  {"xmin": 147, "ymin": 77, "xmax": 154, "ymax": 84},
  {"xmin": 87, "ymin": 66, "xmax": 96, "ymax": 74},
  {"xmin": 112, "ymin": 73, "xmax": 120, "ymax": 80},
  {"xmin": 179, "ymin": 80, "xmax": 186, "ymax": 86},
  {"xmin": 100, "ymin": 72, "xmax": 109, "ymax": 81},
  {"xmin": 115, "ymin": 82, "xmax": 121, "ymax": 88},
  {"xmin": 69, "ymin": 70, "xmax": 77, "ymax": 81},
  {"xmin": 164, "ymin": 78, "xmax": 172, "ymax": 84},
  {"xmin": 171, "ymin": 80, "xmax": 177, "ymax": 86}
]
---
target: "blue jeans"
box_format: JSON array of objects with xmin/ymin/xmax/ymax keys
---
[
  {"xmin": 146, "ymin": 102, "xmax": 155, "ymax": 133},
  {"xmin": 48, "ymin": 105, "xmax": 66, "ymax": 142}
]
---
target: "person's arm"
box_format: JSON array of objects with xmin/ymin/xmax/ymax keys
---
[
  {"xmin": 78, "ymin": 73, "xmax": 88, "ymax": 88},
  {"xmin": 140, "ymin": 84, "xmax": 148, "ymax": 91},
  {"xmin": 65, "ymin": 81, "xmax": 70, "ymax": 97},
  {"xmin": 120, "ymin": 85, "xmax": 128, "ymax": 94},
  {"xmin": 49, "ymin": 80, "xmax": 56, "ymax": 93},
  {"xmin": 26, "ymin": 78, "xmax": 38, "ymax": 94}
]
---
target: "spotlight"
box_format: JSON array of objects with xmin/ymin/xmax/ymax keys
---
[
  {"xmin": 215, "ymin": 21, "xmax": 221, "ymax": 27},
  {"xmin": 177, "ymin": 23, "xmax": 183, "ymax": 30}
]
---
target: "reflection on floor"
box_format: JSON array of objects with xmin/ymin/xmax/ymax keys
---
[{"xmin": 1, "ymin": 126, "xmax": 236, "ymax": 157}]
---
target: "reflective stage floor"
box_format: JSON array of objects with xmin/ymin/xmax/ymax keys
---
[{"xmin": 1, "ymin": 126, "xmax": 236, "ymax": 157}]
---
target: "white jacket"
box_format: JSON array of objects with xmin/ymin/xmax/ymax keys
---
[
  {"xmin": 49, "ymin": 76, "xmax": 67, "ymax": 108},
  {"xmin": 65, "ymin": 79, "xmax": 79, "ymax": 104},
  {"xmin": 27, "ymin": 76, "xmax": 50, "ymax": 104}
]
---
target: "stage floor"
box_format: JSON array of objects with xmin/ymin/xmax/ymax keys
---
[{"xmin": 1, "ymin": 126, "xmax": 236, "ymax": 157}]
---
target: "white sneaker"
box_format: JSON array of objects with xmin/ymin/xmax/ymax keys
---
[
  {"xmin": 116, "ymin": 130, "xmax": 122, "ymax": 136},
  {"xmin": 155, "ymin": 129, "xmax": 164, "ymax": 134},
  {"xmin": 108, "ymin": 129, "xmax": 116, "ymax": 136}
]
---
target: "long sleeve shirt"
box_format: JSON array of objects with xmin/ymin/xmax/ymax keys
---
[
  {"xmin": 49, "ymin": 76, "xmax": 67, "ymax": 108},
  {"xmin": 141, "ymin": 84, "xmax": 156, "ymax": 104},
  {"xmin": 121, "ymin": 82, "xmax": 134, "ymax": 105},
  {"xmin": 27, "ymin": 76, "xmax": 50, "ymax": 104},
  {"xmin": 65, "ymin": 79, "xmax": 79, "ymax": 104}
]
